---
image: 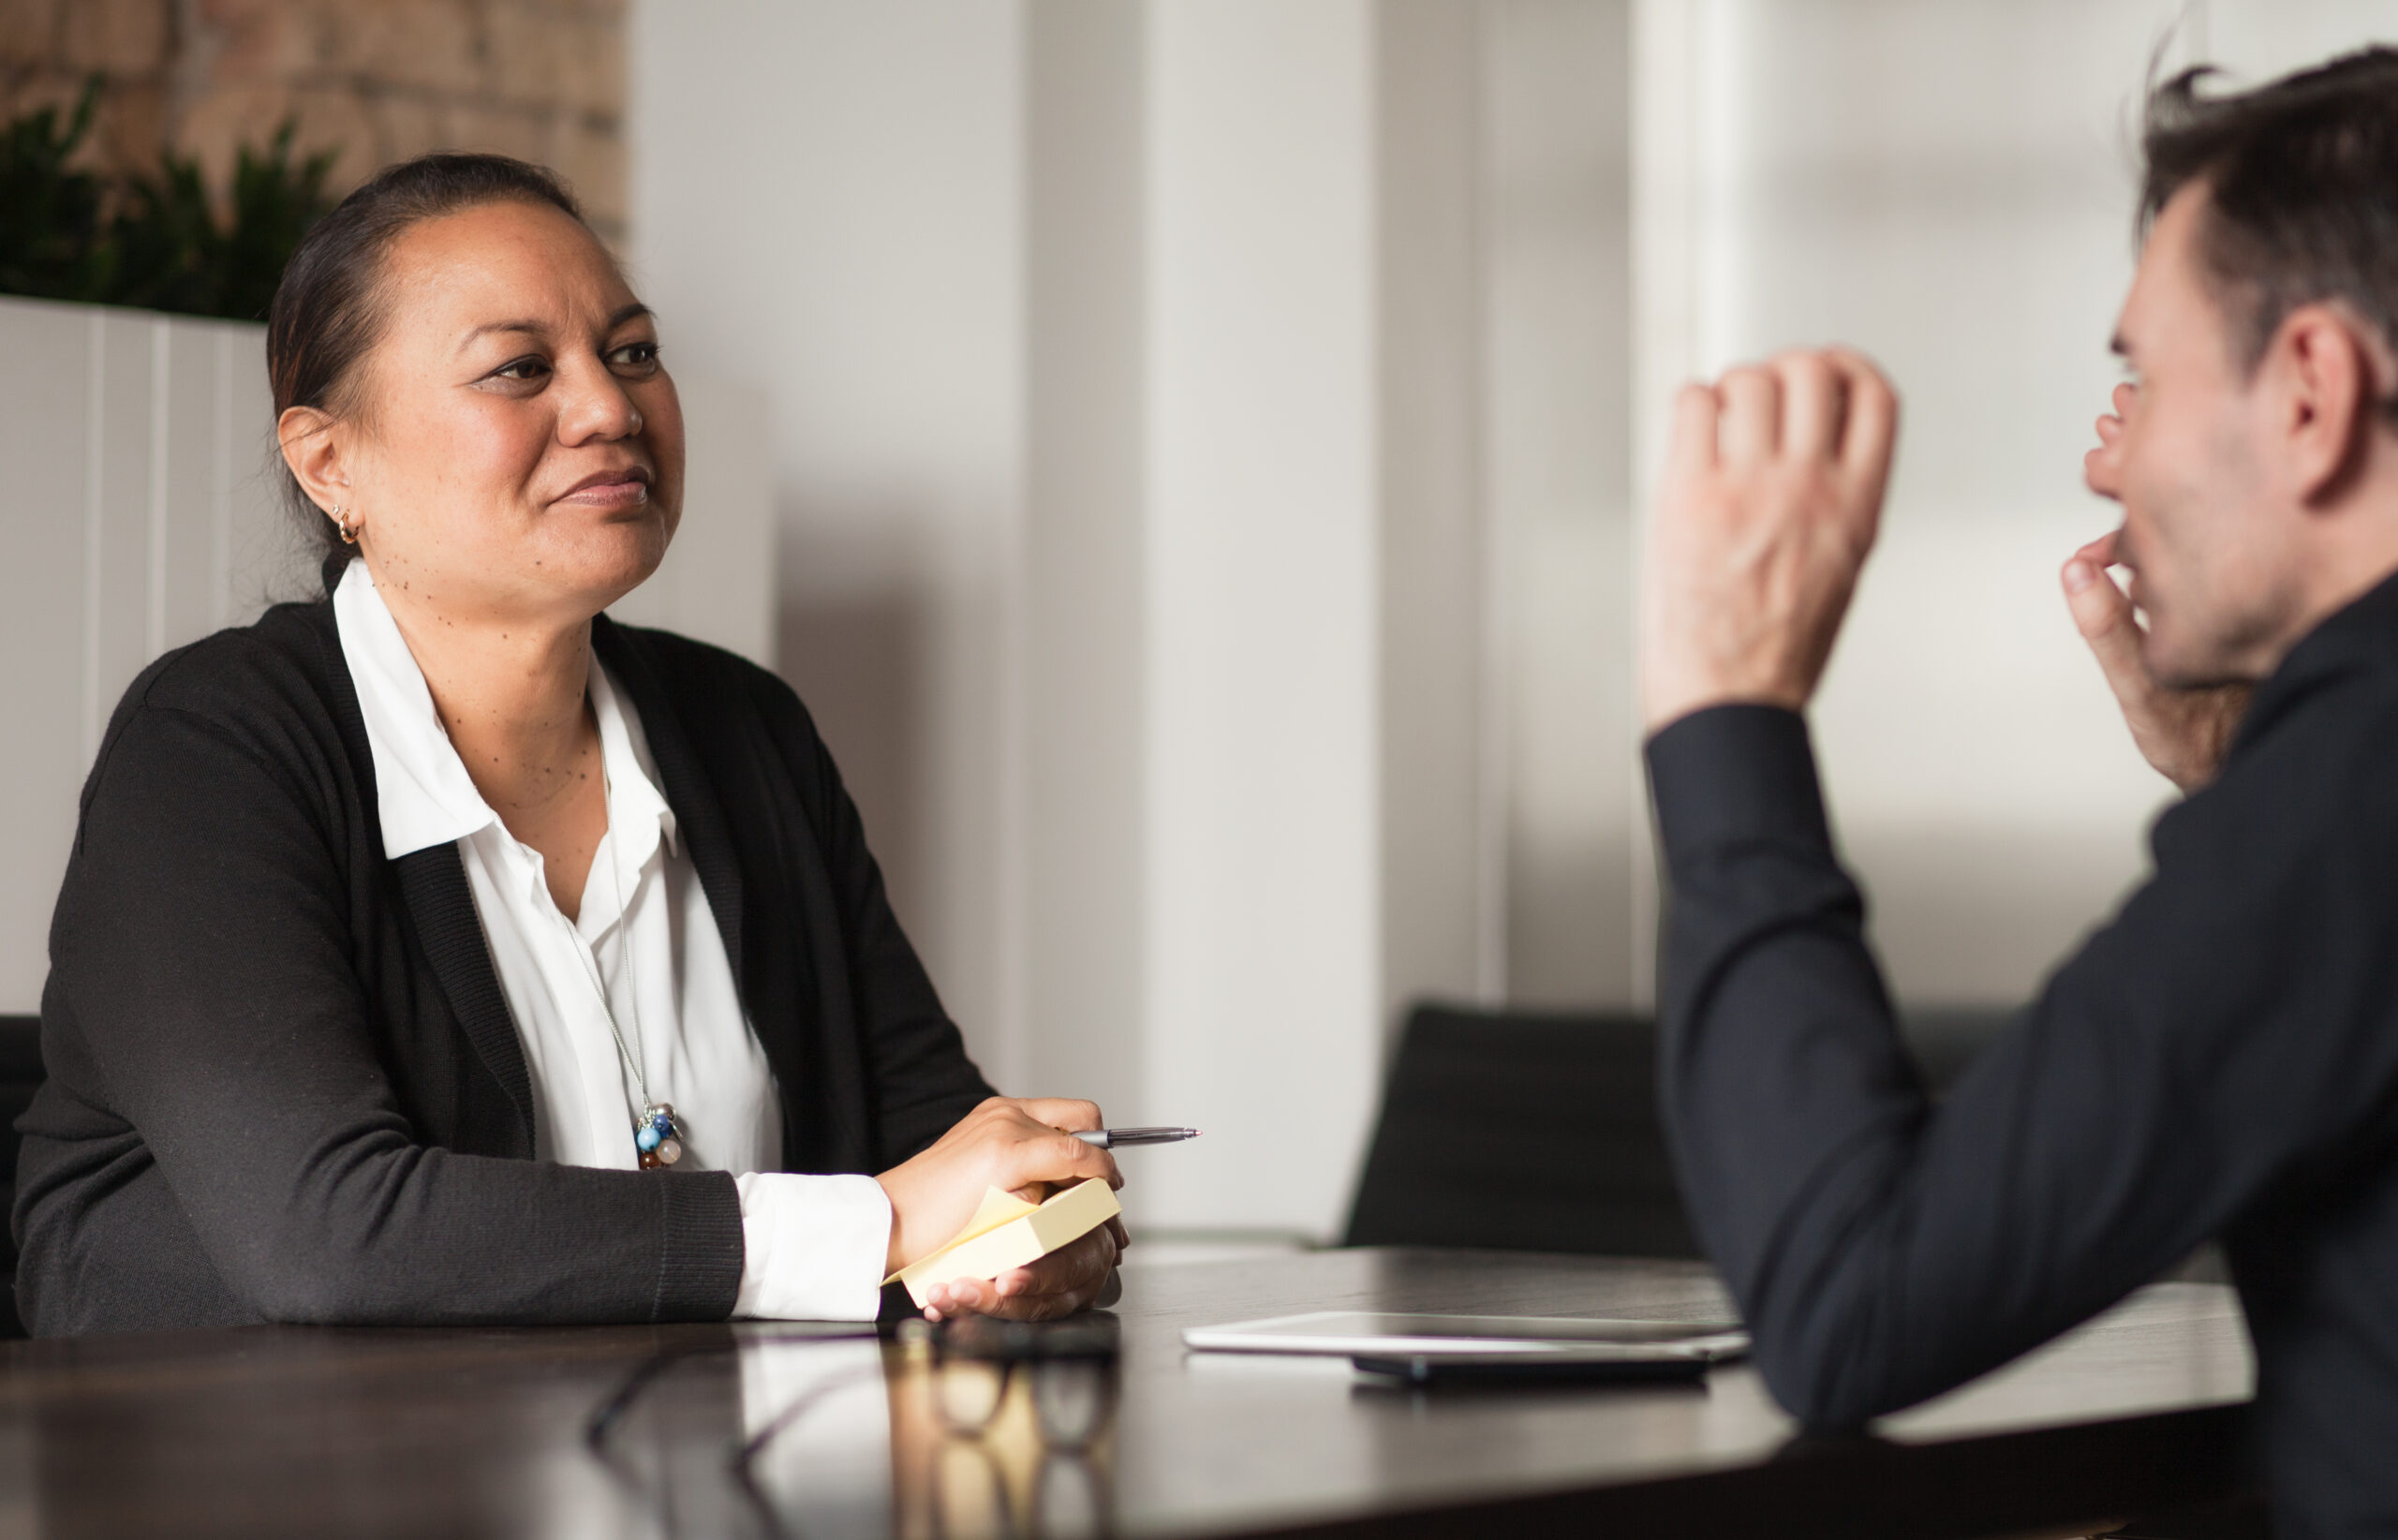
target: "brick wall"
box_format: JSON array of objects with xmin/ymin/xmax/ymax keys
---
[{"xmin": 0, "ymin": 0, "xmax": 625, "ymax": 234}]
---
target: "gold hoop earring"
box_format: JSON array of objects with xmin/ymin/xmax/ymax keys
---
[{"xmin": 330, "ymin": 503, "xmax": 357, "ymax": 545}]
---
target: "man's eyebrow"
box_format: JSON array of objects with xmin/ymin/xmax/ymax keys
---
[{"xmin": 457, "ymin": 304, "xmax": 654, "ymax": 353}]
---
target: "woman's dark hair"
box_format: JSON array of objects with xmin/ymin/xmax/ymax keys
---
[
  {"xmin": 2140, "ymin": 46, "xmax": 2398, "ymax": 414},
  {"xmin": 266, "ymin": 153, "xmax": 589, "ymax": 569}
]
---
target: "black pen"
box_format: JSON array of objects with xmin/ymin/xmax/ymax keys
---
[{"xmin": 1071, "ymin": 1126, "xmax": 1201, "ymax": 1148}]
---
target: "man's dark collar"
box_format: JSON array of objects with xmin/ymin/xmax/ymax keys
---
[{"xmin": 2225, "ymin": 561, "xmax": 2398, "ymax": 763}]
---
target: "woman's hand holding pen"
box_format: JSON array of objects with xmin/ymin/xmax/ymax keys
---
[{"xmin": 876, "ymin": 1095, "xmax": 1123, "ymax": 1284}]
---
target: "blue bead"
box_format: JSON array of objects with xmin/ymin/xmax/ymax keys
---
[
  {"xmin": 637, "ymin": 1125, "xmax": 661, "ymax": 1152},
  {"xmin": 652, "ymin": 1113, "xmax": 674, "ymax": 1134}
]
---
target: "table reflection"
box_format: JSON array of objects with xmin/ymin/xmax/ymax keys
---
[
  {"xmin": 727, "ymin": 1318, "xmax": 1121, "ymax": 1540},
  {"xmin": 892, "ymin": 1316, "xmax": 1119, "ymax": 1540},
  {"xmin": 734, "ymin": 1337, "xmax": 896, "ymax": 1540}
]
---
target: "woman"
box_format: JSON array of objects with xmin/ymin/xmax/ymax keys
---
[{"xmin": 12, "ymin": 154, "xmax": 1122, "ymax": 1334}]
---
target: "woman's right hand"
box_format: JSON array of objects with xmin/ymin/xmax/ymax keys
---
[{"xmin": 876, "ymin": 1097, "xmax": 1122, "ymax": 1276}]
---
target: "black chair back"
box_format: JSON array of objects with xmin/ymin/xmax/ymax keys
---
[
  {"xmin": 1341, "ymin": 1001, "xmax": 2017, "ymax": 1259},
  {"xmin": 1343, "ymin": 1004, "xmax": 1700, "ymax": 1257}
]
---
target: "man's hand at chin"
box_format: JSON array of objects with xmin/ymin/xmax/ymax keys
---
[
  {"xmin": 2059, "ymin": 532, "xmax": 2251, "ymax": 793},
  {"xmin": 2070, "ymin": 383, "xmax": 2251, "ymax": 793},
  {"xmin": 1639, "ymin": 348, "xmax": 1901, "ymax": 733}
]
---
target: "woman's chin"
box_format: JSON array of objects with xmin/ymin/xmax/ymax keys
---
[{"xmin": 549, "ymin": 525, "xmax": 673, "ymax": 608}]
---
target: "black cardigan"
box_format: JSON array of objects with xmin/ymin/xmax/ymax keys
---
[{"xmin": 12, "ymin": 585, "xmax": 994, "ymax": 1335}]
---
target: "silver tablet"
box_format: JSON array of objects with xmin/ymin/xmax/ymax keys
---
[{"xmin": 1181, "ymin": 1310, "xmax": 1750, "ymax": 1361}]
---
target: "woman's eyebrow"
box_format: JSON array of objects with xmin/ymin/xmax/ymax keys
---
[
  {"xmin": 458, "ymin": 318, "xmax": 547, "ymax": 352},
  {"xmin": 456, "ymin": 304, "xmax": 653, "ymax": 354}
]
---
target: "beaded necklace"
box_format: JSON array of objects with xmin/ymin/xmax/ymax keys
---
[{"xmin": 598, "ymin": 762, "xmax": 687, "ymax": 1169}]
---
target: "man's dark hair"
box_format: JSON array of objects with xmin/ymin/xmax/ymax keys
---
[
  {"xmin": 2140, "ymin": 46, "xmax": 2398, "ymax": 409},
  {"xmin": 265, "ymin": 153, "xmax": 589, "ymax": 569}
]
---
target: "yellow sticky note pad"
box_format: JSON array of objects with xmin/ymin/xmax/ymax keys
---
[{"xmin": 885, "ymin": 1177, "xmax": 1121, "ymax": 1308}]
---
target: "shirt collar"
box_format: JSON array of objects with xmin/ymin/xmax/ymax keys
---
[
  {"xmin": 333, "ymin": 561, "xmax": 679, "ymax": 865},
  {"xmin": 334, "ymin": 562, "xmax": 496, "ymax": 859},
  {"xmin": 2225, "ymin": 560, "xmax": 2398, "ymax": 770},
  {"xmin": 588, "ymin": 652, "xmax": 681, "ymax": 868}
]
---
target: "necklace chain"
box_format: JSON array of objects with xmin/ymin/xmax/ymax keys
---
[{"xmin": 597, "ymin": 753, "xmax": 685, "ymax": 1167}]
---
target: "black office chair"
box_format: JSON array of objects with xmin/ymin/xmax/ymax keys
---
[
  {"xmin": 1341, "ymin": 1001, "xmax": 2014, "ymax": 1258},
  {"xmin": 1342, "ymin": 1004, "xmax": 1702, "ymax": 1257},
  {"xmin": 0, "ymin": 1014, "xmax": 40, "ymax": 1339}
]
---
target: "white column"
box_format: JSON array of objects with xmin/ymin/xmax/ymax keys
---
[
  {"xmin": 1137, "ymin": 0, "xmax": 1381, "ymax": 1234},
  {"xmin": 1483, "ymin": 0, "xmax": 1638, "ymax": 1007},
  {"xmin": 1377, "ymin": 0, "xmax": 1497, "ymax": 1027},
  {"xmin": 1022, "ymin": 0, "xmax": 1150, "ymax": 1126}
]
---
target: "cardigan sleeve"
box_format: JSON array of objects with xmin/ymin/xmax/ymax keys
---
[{"xmin": 40, "ymin": 693, "xmax": 745, "ymax": 1327}]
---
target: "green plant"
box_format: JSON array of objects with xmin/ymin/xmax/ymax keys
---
[
  {"xmin": 0, "ymin": 81, "xmax": 111, "ymax": 303},
  {"xmin": 0, "ymin": 78, "xmax": 337, "ymax": 322},
  {"xmin": 216, "ymin": 123, "xmax": 338, "ymax": 321}
]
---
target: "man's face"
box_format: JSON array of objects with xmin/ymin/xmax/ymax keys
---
[{"xmin": 2098, "ymin": 183, "xmax": 2304, "ymax": 688}]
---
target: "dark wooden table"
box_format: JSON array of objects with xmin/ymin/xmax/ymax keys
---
[{"xmin": 0, "ymin": 1248, "xmax": 2255, "ymax": 1538}]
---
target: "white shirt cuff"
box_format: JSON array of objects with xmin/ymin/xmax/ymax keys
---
[{"xmin": 732, "ymin": 1172, "xmax": 894, "ymax": 1321}]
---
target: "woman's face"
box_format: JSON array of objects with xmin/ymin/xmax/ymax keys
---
[{"xmin": 291, "ymin": 198, "xmax": 686, "ymax": 632}]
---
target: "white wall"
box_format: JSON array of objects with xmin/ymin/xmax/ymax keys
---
[
  {"xmin": 1377, "ymin": 0, "xmax": 1493, "ymax": 1018},
  {"xmin": 605, "ymin": 374, "xmax": 777, "ymax": 665},
  {"xmin": 1021, "ymin": 0, "xmax": 1151, "ymax": 1139},
  {"xmin": 1137, "ymin": 0, "xmax": 1382, "ymax": 1231},
  {"xmin": 628, "ymin": 0, "xmax": 1030, "ymax": 1088},
  {"xmin": 1484, "ymin": 0, "xmax": 1637, "ymax": 1006},
  {"xmin": 0, "ymin": 296, "xmax": 772, "ymax": 1015}
]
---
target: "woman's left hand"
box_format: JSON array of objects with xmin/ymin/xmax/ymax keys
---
[{"xmin": 920, "ymin": 1216, "xmax": 1129, "ymax": 1322}]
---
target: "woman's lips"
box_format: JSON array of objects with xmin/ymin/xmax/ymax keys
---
[{"xmin": 556, "ymin": 470, "xmax": 651, "ymax": 509}]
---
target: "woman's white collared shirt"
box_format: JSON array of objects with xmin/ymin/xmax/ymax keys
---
[{"xmin": 333, "ymin": 561, "xmax": 890, "ymax": 1319}]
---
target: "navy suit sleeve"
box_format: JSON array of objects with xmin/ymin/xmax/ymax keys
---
[{"xmin": 1648, "ymin": 701, "xmax": 2398, "ymax": 1427}]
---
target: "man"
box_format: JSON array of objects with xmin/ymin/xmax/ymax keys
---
[{"xmin": 1643, "ymin": 49, "xmax": 2398, "ymax": 1540}]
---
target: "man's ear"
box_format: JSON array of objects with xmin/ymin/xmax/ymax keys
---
[
  {"xmin": 2272, "ymin": 304, "xmax": 2385, "ymax": 507},
  {"xmin": 277, "ymin": 406, "xmax": 348, "ymax": 522}
]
